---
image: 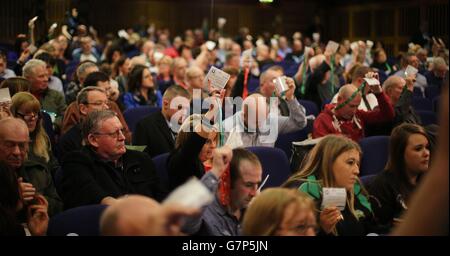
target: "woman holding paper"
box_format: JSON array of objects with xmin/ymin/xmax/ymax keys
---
[
  {"xmin": 367, "ymin": 123, "xmax": 430, "ymax": 233},
  {"xmin": 167, "ymin": 86, "xmax": 224, "ymax": 191},
  {"xmin": 283, "ymin": 135, "xmax": 378, "ymax": 236}
]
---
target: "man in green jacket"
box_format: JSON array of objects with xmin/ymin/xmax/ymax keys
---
[{"xmin": 0, "ymin": 118, "xmax": 62, "ymax": 216}]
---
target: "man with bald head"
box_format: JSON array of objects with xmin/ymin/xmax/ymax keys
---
[
  {"xmin": 313, "ymin": 81, "xmax": 394, "ymax": 141},
  {"xmin": 224, "ymin": 88, "xmax": 306, "ymax": 147},
  {"xmin": 0, "ymin": 118, "xmax": 62, "ymax": 216},
  {"xmin": 331, "ymin": 66, "xmax": 379, "ymax": 111},
  {"xmin": 366, "ymin": 75, "xmax": 421, "ymax": 136},
  {"xmin": 100, "ymin": 195, "xmax": 197, "ymax": 236}
]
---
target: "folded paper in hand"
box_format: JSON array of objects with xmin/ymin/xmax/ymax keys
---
[
  {"xmin": 163, "ymin": 177, "xmax": 213, "ymax": 209},
  {"xmin": 0, "ymin": 88, "xmax": 12, "ymax": 104},
  {"xmin": 293, "ymin": 137, "xmax": 323, "ymax": 146},
  {"xmin": 363, "ymin": 77, "xmax": 380, "ymax": 86},
  {"xmin": 326, "ymin": 41, "xmax": 340, "ymax": 54},
  {"xmin": 321, "ymin": 187, "xmax": 346, "ymax": 211},
  {"xmin": 204, "ymin": 66, "xmax": 230, "ymax": 90},
  {"xmin": 405, "ymin": 65, "xmax": 418, "ymax": 78}
]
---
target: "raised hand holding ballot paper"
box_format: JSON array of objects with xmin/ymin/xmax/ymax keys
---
[
  {"xmin": 326, "ymin": 41, "xmax": 340, "ymax": 55},
  {"xmin": 204, "ymin": 66, "xmax": 230, "ymax": 90}
]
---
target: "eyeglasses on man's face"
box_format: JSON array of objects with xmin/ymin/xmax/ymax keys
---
[
  {"xmin": 85, "ymin": 100, "xmax": 109, "ymax": 107},
  {"xmin": 93, "ymin": 128, "xmax": 125, "ymax": 140}
]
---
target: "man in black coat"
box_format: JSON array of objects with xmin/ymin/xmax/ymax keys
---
[
  {"xmin": 133, "ymin": 85, "xmax": 190, "ymax": 158},
  {"xmin": 60, "ymin": 110, "xmax": 166, "ymax": 209},
  {"xmin": 58, "ymin": 86, "xmax": 109, "ymax": 160}
]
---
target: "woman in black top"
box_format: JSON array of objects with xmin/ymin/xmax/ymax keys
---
[
  {"xmin": 368, "ymin": 123, "xmax": 430, "ymax": 233},
  {"xmin": 167, "ymin": 87, "xmax": 223, "ymax": 191}
]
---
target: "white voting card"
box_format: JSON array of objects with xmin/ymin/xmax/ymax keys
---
[
  {"xmin": 204, "ymin": 66, "xmax": 230, "ymax": 90},
  {"xmin": 321, "ymin": 187, "xmax": 346, "ymax": 211},
  {"xmin": 326, "ymin": 40, "xmax": 340, "ymax": 54},
  {"xmin": 0, "ymin": 88, "xmax": 11, "ymax": 103},
  {"xmin": 363, "ymin": 77, "xmax": 380, "ymax": 86},
  {"xmin": 163, "ymin": 177, "xmax": 213, "ymax": 209},
  {"xmin": 405, "ymin": 65, "xmax": 418, "ymax": 78}
]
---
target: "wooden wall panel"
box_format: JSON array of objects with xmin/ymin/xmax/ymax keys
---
[{"xmin": 1, "ymin": 0, "xmax": 448, "ymax": 58}]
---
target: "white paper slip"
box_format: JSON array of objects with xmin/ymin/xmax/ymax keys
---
[
  {"xmin": 304, "ymin": 46, "xmax": 312, "ymax": 56},
  {"xmin": 363, "ymin": 77, "xmax": 380, "ymax": 86},
  {"xmin": 366, "ymin": 40, "xmax": 374, "ymax": 49},
  {"xmin": 405, "ymin": 65, "xmax": 418, "ymax": 78},
  {"xmin": 257, "ymin": 174, "xmax": 270, "ymax": 193},
  {"xmin": 204, "ymin": 66, "xmax": 230, "ymax": 90},
  {"xmin": 350, "ymin": 42, "xmax": 358, "ymax": 51},
  {"xmin": 326, "ymin": 40, "xmax": 340, "ymax": 54},
  {"xmin": 30, "ymin": 16, "xmax": 38, "ymax": 23},
  {"xmin": 163, "ymin": 177, "xmax": 213, "ymax": 209},
  {"xmin": 206, "ymin": 41, "xmax": 216, "ymax": 51},
  {"xmin": 321, "ymin": 187, "xmax": 347, "ymax": 211},
  {"xmin": 312, "ymin": 33, "xmax": 320, "ymax": 42},
  {"xmin": 0, "ymin": 88, "xmax": 12, "ymax": 103},
  {"xmin": 292, "ymin": 137, "xmax": 323, "ymax": 146}
]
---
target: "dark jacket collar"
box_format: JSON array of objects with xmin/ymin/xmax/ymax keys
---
[{"xmin": 81, "ymin": 146, "xmax": 141, "ymax": 170}]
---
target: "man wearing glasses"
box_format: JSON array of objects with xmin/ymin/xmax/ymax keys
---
[
  {"xmin": 0, "ymin": 118, "xmax": 62, "ymax": 216},
  {"xmin": 59, "ymin": 110, "xmax": 166, "ymax": 209},
  {"xmin": 58, "ymin": 86, "xmax": 109, "ymax": 159},
  {"xmin": 61, "ymin": 71, "xmax": 131, "ymax": 142}
]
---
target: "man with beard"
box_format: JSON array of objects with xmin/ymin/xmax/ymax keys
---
[{"xmin": 59, "ymin": 110, "xmax": 165, "ymax": 209}]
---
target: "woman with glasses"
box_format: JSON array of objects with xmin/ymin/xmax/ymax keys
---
[
  {"xmin": 283, "ymin": 135, "xmax": 379, "ymax": 236},
  {"xmin": 10, "ymin": 92, "xmax": 59, "ymax": 177},
  {"xmin": 242, "ymin": 188, "xmax": 317, "ymax": 236},
  {"xmin": 367, "ymin": 123, "xmax": 430, "ymax": 233},
  {"xmin": 122, "ymin": 64, "xmax": 162, "ymax": 110}
]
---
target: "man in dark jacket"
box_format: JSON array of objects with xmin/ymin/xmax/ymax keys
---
[
  {"xmin": 58, "ymin": 86, "xmax": 109, "ymax": 159},
  {"xmin": 60, "ymin": 110, "xmax": 166, "ymax": 209},
  {"xmin": 0, "ymin": 118, "xmax": 62, "ymax": 216},
  {"xmin": 133, "ymin": 85, "xmax": 190, "ymax": 158}
]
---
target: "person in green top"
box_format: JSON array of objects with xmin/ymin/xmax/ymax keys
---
[{"xmin": 283, "ymin": 135, "xmax": 380, "ymax": 236}]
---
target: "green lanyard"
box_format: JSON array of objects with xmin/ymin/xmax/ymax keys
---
[
  {"xmin": 385, "ymin": 62, "xmax": 392, "ymax": 73},
  {"xmin": 335, "ymin": 81, "xmax": 366, "ymax": 110},
  {"xmin": 300, "ymin": 54, "xmax": 309, "ymax": 96},
  {"xmin": 216, "ymin": 98, "xmax": 224, "ymax": 147}
]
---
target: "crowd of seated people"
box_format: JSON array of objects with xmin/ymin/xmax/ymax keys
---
[{"xmin": 0, "ymin": 12, "xmax": 448, "ymax": 236}]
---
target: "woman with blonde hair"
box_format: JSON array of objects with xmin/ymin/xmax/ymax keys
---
[
  {"xmin": 10, "ymin": 92, "xmax": 59, "ymax": 176},
  {"xmin": 283, "ymin": 135, "xmax": 378, "ymax": 236},
  {"xmin": 242, "ymin": 188, "xmax": 317, "ymax": 236}
]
